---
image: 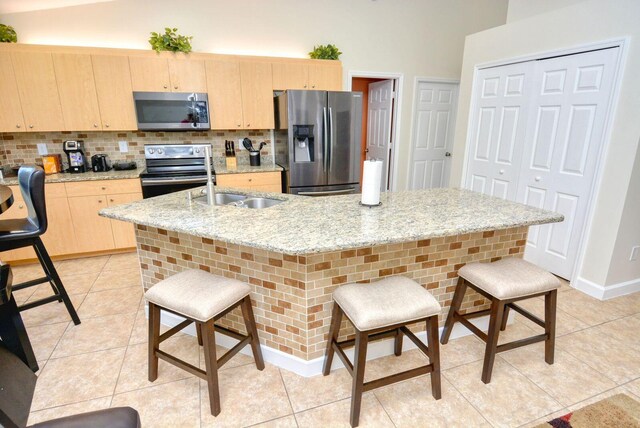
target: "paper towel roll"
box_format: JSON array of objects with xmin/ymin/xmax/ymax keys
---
[{"xmin": 361, "ymin": 160, "xmax": 382, "ymax": 205}]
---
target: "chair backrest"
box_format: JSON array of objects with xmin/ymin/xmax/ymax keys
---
[{"xmin": 18, "ymin": 166, "xmax": 47, "ymax": 234}]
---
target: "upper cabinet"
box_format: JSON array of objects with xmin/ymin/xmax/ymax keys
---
[
  {"xmin": 53, "ymin": 53, "xmax": 103, "ymax": 131},
  {"xmin": 206, "ymin": 57, "xmax": 274, "ymax": 130},
  {"xmin": 91, "ymin": 55, "xmax": 137, "ymax": 131},
  {"xmin": 129, "ymin": 55, "xmax": 206, "ymax": 92},
  {"xmin": 0, "ymin": 52, "xmax": 26, "ymax": 132},
  {"xmin": 272, "ymin": 60, "xmax": 342, "ymax": 91},
  {"xmin": 11, "ymin": 51, "xmax": 65, "ymax": 132}
]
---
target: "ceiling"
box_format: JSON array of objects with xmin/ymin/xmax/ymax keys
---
[{"xmin": 0, "ymin": 0, "xmax": 115, "ymax": 15}]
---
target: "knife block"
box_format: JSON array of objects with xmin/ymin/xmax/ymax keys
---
[{"xmin": 225, "ymin": 155, "xmax": 237, "ymax": 170}]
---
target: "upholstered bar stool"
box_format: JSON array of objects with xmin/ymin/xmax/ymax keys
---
[
  {"xmin": 144, "ymin": 269, "xmax": 264, "ymax": 416},
  {"xmin": 440, "ymin": 258, "xmax": 560, "ymax": 383},
  {"xmin": 323, "ymin": 276, "xmax": 442, "ymax": 427}
]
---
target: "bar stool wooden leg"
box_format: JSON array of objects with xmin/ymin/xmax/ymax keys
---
[
  {"xmin": 148, "ymin": 302, "xmax": 161, "ymax": 382},
  {"xmin": 545, "ymin": 290, "xmax": 557, "ymax": 365},
  {"xmin": 394, "ymin": 328, "xmax": 403, "ymax": 356},
  {"xmin": 322, "ymin": 303, "xmax": 343, "ymax": 376},
  {"xmin": 196, "ymin": 323, "xmax": 203, "ymax": 346},
  {"xmin": 350, "ymin": 330, "xmax": 369, "ymax": 428},
  {"xmin": 441, "ymin": 277, "xmax": 467, "ymax": 344},
  {"xmin": 426, "ymin": 315, "xmax": 442, "ymax": 399},
  {"xmin": 481, "ymin": 298, "xmax": 505, "ymax": 384},
  {"xmin": 240, "ymin": 296, "xmax": 265, "ymax": 370},
  {"xmin": 201, "ymin": 318, "xmax": 221, "ymax": 416},
  {"xmin": 500, "ymin": 306, "xmax": 510, "ymax": 331}
]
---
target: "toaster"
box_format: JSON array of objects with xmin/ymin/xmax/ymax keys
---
[{"xmin": 91, "ymin": 154, "xmax": 112, "ymax": 172}]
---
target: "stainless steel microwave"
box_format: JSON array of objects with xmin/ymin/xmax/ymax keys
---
[{"xmin": 133, "ymin": 92, "xmax": 210, "ymax": 131}]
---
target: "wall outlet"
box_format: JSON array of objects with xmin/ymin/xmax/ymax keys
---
[
  {"xmin": 630, "ymin": 246, "xmax": 640, "ymax": 262},
  {"xmin": 237, "ymin": 138, "xmax": 245, "ymax": 150},
  {"xmin": 37, "ymin": 143, "xmax": 48, "ymax": 156},
  {"xmin": 118, "ymin": 140, "xmax": 128, "ymax": 153}
]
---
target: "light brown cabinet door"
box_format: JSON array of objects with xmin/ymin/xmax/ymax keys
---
[
  {"xmin": 92, "ymin": 55, "xmax": 137, "ymax": 131},
  {"xmin": 239, "ymin": 60, "xmax": 274, "ymax": 129},
  {"xmin": 308, "ymin": 62, "xmax": 342, "ymax": 90},
  {"xmin": 129, "ymin": 56, "xmax": 170, "ymax": 92},
  {"xmin": 11, "ymin": 51, "xmax": 64, "ymax": 132},
  {"xmin": 53, "ymin": 53, "xmax": 103, "ymax": 131},
  {"xmin": 0, "ymin": 52, "xmax": 26, "ymax": 133},
  {"xmin": 67, "ymin": 195, "xmax": 115, "ymax": 253},
  {"xmin": 42, "ymin": 195, "xmax": 77, "ymax": 256},
  {"xmin": 216, "ymin": 171, "xmax": 281, "ymax": 192},
  {"xmin": 272, "ymin": 62, "xmax": 309, "ymax": 90},
  {"xmin": 168, "ymin": 59, "xmax": 207, "ymax": 92},
  {"xmin": 206, "ymin": 58, "xmax": 244, "ymax": 130},
  {"xmin": 107, "ymin": 192, "xmax": 142, "ymax": 249}
]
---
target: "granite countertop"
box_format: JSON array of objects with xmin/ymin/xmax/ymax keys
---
[
  {"xmin": 0, "ymin": 167, "xmax": 145, "ymax": 185},
  {"xmin": 99, "ymin": 187, "xmax": 564, "ymax": 255}
]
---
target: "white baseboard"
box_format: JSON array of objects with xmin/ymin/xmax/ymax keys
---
[
  {"xmin": 147, "ymin": 306, "xmax": 509, "ymax": 377},
  {"xmin": 573, "ymin": 275, "xmax": 640, "ymax": 300}
]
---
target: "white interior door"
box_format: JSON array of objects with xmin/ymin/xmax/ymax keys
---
[
  {"xmin": 518, "ymin": 48, "xmax": 619, "ymax": 279},
  {"xmin": 465, "ymin": 62, "xmax": 533, "ymax": 199},
  {"xmin": 409, "ymin": 81, "xmax": 458, "ymax": 189},
  {"xmin": 465, "ymin": 47, "xmax": 620, "ymax": 279},
  {"xmin": 367, "ymin": 80, "xmax": 394, "ymax": 191}
]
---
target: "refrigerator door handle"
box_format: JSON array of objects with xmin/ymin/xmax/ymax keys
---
[
  {"xmin": 328, "ymin": 107, "xmax": 333, "ymax": 172},
  {"xmin": 323, "ymin": 107, "xmax": 328, "ymax": 173}
]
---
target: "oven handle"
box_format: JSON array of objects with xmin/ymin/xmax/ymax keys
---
[{"xmin": 141, "ymin": 177, "xmax": 209, "ymax": 186}]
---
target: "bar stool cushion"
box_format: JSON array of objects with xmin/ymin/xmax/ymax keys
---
[
  {"xmin": 458, "ymin": 258, "xmax": 560, "ymax": 300},
  {"xmin": 333, "ymin": 276, "xmax": 441, "ymax": 331},
  {"xmin": 144, "ymin": 269, "xmax": 251, "ymax": 322}
]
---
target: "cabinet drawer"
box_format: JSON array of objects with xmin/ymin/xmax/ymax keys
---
[
  {"xmin": 46, "ymin": 183, "xmax": 67, "ymax": 198},
  {"xmin": 217, "ymin": 172, "xmax": 281, "ymax": 188},
  {"xmin": 65, "ymin": 179, "xmax": 141, "ymax": 197}
]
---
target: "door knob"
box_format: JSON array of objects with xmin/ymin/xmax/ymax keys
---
[
  {"xmin": 499, "ymin": 169, "xmax": 505, "ymax": 175},
  {"xmin": 535, "ymin": 176, "xmax": 542, "ymax": 182},
  {"xmin": 445, "ymin": 152, "xmax": 452, "ymax": 157},
  {"xmin": 365, "ymin": 148, "xmax": 369, "ymax": 153}
]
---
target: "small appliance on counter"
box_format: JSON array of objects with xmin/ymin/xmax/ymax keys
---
[
  {"xmin": 63, "ymin": 140, "xmax": 87, "ymax": 173},
  {"xmin": 42, "ymin": 155, "xmax": 63, "ymax": 175},
  {"xmin": 91, "ymin": 154, "xmax": 112, "ymax": 172},
  {"xmin": 113, "ymin": 161, "xmax": 137, "ymax": 171}
]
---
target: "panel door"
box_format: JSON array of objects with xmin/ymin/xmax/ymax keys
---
[
  {"xmin": 0, "ymin": 52, "xmax": 26, "ymax": 133},
  {"xmin": 367, "ymin": 80, "xmax": 394, "ymax": 191},
  {"xmin": 108, "ymin": 192, "xmax": 142, "ymax": 248},
  {"xmin": 129, "ymin": 56, "xmax": 171, "ymax": 92},
  {"xmin": 239, "ymin": 60, "xmax": 274, "ymax": 129},
  {"xmin": 92, "ymin": 55, "xmax": 137, "ymax": 131},
  {"xmin": 308, "ymin": 62, "xmax": 342, "ymax": 90},
  {"xmin": 42, "ymin": 195, "xmax": 77, "ymax": 256},
  {"xmin": 272, "ymin": 62, "xmax": 309, "ymax": 90},
  {"xmin": 167, "ymin": 59, "xmax": 207, "ymax": 92},
  {"xmin": 11, "ymin": 51, "xmax": 65, "ymax": 132},
  {"xmin": 53, "ymin": 53, "xmax": 103, "ymax": 131},
  {"xmin": 67, "ymin": 195, "xmax": 115, "ymax": 253},
  {"xmin": 518, "ymin": 48, "xmax": 620, "ymax": 278},
  {"xmin": 205, "ymin": 58, "xmax": 244, "ymax": 130},
  {"xmin": 409, "ymin": 81, "xmax": 458, "ymax": 189},
  {"xmin": 465, "ymin": 62, "xmax": 533, "ymax": 199}
]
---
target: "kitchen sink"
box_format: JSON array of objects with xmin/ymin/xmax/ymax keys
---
[
  {"xmin": 236, "ymin": 198, "xmax": 284, "ymax": 209},
  {"xmin": 192, "ymin": 192, "xmax": 283, "ymax": 209},
  {"xmin": 214, "ymin": 193, "xmax": 247, "ymax": 204}
]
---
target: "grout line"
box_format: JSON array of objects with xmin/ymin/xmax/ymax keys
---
[
  {"xmin": 277, "ymin": 367, "xmax": 296, "ymax": 416},
  {"xmin": 372, "ymin": 391, "xmax": 397, "ymax": 427},
  {"xmin": 109, "ymin": 300, "xmax": 139, "ymax": 407},
  {"xmin": 28, "ymin": 394, "xmax": 113, "ymax": 420},
  {"xmin": 441, "ymin": 369, "xmax": 495, "ymax": 427}
]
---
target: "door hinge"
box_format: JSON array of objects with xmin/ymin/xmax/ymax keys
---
[{"xmin": 391, "ymin": 91, "xmax": 396, "ymax": 98}]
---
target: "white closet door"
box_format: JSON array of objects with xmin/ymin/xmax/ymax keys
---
[
  {"xmin": 465, "ymin": 62, "xmax": 533, "ymax": 200},
  {"xmin": 367, "ymin": 80, "xmax": 394, "ymax": 191},
  {"xmin": 518, "ymin": 48, "xmax": 619, "ymax": 278}
]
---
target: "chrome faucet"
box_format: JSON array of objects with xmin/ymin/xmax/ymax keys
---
[{"xmin": 204, "ymin": 145, "xmax": 216, "ymax": 206}]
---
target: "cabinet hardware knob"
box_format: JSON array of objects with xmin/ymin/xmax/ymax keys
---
[
  {"xmin": 16, "ymin": 124, "xmax": 21, "ymax": 128},
  {"xmin": 93, "ymin": 123, "xmax": 98, "ymax": 128},
  {"xmin": 163, "ymin": 85, "xmax": 168, "ymax": 89},
  {"xmin": 98, "ymin": 200, "xmax": 103, "ymax": 203},
  {"xmin": 101, "ymin": 187, "xmax": 106, "ymax": 190},
  {"xmin": 247, "ymin": 123, "xmax": 250, "ymax": 127},
  {"xmin": 174, "ymin": 86, "xmax": 178, "ymax": 89},
  {"xmin": 304, "ymin": 85, "xmax": 307, "ymax": 88},
  {"xmin": 110, "ymin": 199, "xmax": 114, "ymax": 202},
  {"xmin": 535, "ymin": 176, "xmax": 542, "ymax": 182},
  {"xmin": 105, "ymin": 124, "xmax": 110, "ymax": 128},
  {"xmin": 312, "ymin": 85, "xmax": 315, "ymax": 88},
  {"xmin": 18, "ymin": 204, "xmax": 24, "ymax": 209},
  {"xmin": 248, "ymin": 178, "xmax": 252, "ymax": 182},
  {"xmin": 237, "ymin": 124, "xmax": 241, "ymax": 127},
  {"xmin": 29, "ymin": 125, "xmax": 34, "ymax": 128}
]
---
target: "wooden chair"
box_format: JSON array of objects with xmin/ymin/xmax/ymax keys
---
[
  {"xmin": 145, "ymin": 269, "xmax": 264, "ymax": 416},
  {"xmin": 440, "ymin": 258, "xmax": 560, "ymax": 383},
  {"xmin": 323, "ymin": 276, "xmax": 442, "ymax": 427}
]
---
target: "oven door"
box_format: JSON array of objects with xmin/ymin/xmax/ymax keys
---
[
  {"xmin": 133, "ymin": 92, "xmax": 210, "ymax": 131},
  {"xmin": 140, "ymin": 176, "xmax": 210, "ymax": 199}
]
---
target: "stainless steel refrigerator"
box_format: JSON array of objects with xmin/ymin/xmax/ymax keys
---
[{"xmin": 275, "ymin": 90, "xmax": 362, "ymax": 196}]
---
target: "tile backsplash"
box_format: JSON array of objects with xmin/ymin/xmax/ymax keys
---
[{"xmin": 0, "ymin": 130, "xmax": 274, "ymax": 172}]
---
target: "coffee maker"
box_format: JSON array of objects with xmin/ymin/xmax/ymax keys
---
[{"xmin": 63, "ymin": 140, "xmax": 87, "ymax": 173}]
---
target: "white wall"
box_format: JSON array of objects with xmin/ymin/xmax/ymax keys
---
[
  {"xmin": 506, "ymin": 0, "xmax": 586, "ymax": 22},
  {"xmin": 450, "ymin": 0, "xmax": 640, "ymax": 293},
  {"xmin": 0, "ymin": 0, "xmax": 508, "ymax": 191}
]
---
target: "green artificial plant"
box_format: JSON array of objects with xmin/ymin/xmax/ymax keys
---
[
  {"xmin": 148, "ymin": 27, "xmax": 193, "ymax": 53},
  {"xmin": 0, "ymin": 24, "xmax": 17, "ymax": 43},
  {"xmin": 309, "ymin": 44, "xmax": 342, "ymax": 60}
]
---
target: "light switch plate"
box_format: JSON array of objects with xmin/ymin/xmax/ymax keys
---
[
  {"xmin": 631, "ymin": 246, "xmax": 640, "ymax": 261},
  {"xmin": 118, "ymin": 140, "xmax": 128, "ymax": 153},
  {"xmin": 37, "ymin": 143, "xmax": 48, "ymax": 156},
  {"xmin": 237, "ymin": 138, "xmax": 244, "ymax": 150}
]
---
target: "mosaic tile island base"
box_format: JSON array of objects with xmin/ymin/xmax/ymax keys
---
[{"xmin": 99, "ymin": 188, "xmax": 563, "ymax": 361}]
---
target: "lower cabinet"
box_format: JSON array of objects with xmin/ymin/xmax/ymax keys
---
[
  {"xmin": 0, "ymin": 179, "xmax": 142, "ymax": 262},
  {"xmin": 216, "ymin": 171, "xmax": 281, "ymax": 193}
]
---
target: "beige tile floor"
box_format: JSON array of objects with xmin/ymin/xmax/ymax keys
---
[{"xmin": 10, "ymin": 253, "xmax": 640, "ymax": 427}]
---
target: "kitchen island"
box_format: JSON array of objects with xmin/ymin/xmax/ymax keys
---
[{"xmin": 100, "ymin": 188, "xmax": 562, "ymax": 372}]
